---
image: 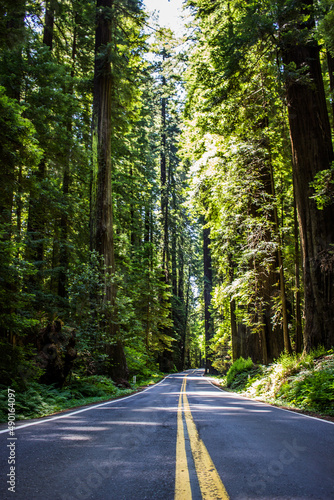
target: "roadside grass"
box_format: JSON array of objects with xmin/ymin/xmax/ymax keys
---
[
  {"xmin": 209, "ymin": 348, "xmax": 334, "ymax": 417},
  {"xmin": 0, "ymin": 372, "xmax": 164, "ymax": 423}
]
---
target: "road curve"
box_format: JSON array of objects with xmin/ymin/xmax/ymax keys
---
[{"xmin": 0, "ymin": 369, "xmax": 333, "ymax": 499}]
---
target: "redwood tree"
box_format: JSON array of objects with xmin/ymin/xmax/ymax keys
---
[
  {"xmin": 203, "ymin": 221, "xmax": 214, "ymax": 373},
  {"xmin": 280, "ymin": 0, "xmax": 334, "ymax": 350},
  {"xmin": 91, "ymin": 0, "xmax": 128, "ymax": 380}
]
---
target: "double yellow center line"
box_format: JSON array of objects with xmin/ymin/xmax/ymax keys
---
[{"xmin": 175, "ymin": 374, "xmax": 229, "ymax": 499}]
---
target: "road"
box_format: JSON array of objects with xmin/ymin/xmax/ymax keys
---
[{"xmin": 1, "ymin": 369, "xmax": 334, "ymax": 499}]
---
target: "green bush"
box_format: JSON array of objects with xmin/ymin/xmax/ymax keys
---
[
  {"xmin": 226, "ymin": 349, "xmax": 334, "ymax": 416},
  {"xmin": 274, "ymin": 346, "xmax": 328, "ymax": 377},
  {"xmin": 68, "ymin": 375, "xmax": 118, "ymax": 398},
  {"xmin": 277, "ymin": 369, "xmax": 334, "ymax": 415},
  {"xmin": 226, "ymin": 357, "xmax": 254, "ymax": 386},
  {"xmin": 0, "ymin": 375, "xmax": 132, "ymax": 422}
]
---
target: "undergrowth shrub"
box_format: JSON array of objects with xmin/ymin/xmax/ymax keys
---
[
  {"xmin": 277, "ymin": 368, "xmax": 334, "ymax": 415},
  {"xmin": 226, "ymin": 357, "xmax": 254, "ymax": 386},
  {"xmin": 0, "ymin": 375, "xmax": 133, "ymax": 422},
  {"xmin": 274, "ymin": 346, "xmax": 328, "ymax": 378},
  {"xmin": 225, "ymin": 348, "xmax": 334, "ymax": 416}
]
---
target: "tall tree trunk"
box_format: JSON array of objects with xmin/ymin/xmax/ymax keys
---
[
  {"xmin": 281, "ymin": 0, "xmax": 334, "ymax": 350},
  {"xmin": 43, "ymin": 0, "xmax": 55, "ymax": 50},
  {"xmin": 178, "ymin": 233, "xmax": 184, "ymax": 302},
  {"xmin": 3, "ymin": 1, "xmax": 25, "ymax": 100},
  {"xmin": 1, "ymin": 2, "xmax": 26, "ymax": 230},
  {"xmin": 230, "ymin": 298, "xmax": 238, "ymax": 361},
  {"xmin": 158, "ymin": 47, "xmax": 174, "ymax": 372},
  {"xmin": 203, "ymin": 221, "xmax": 214, "ymax": 373},
  {"xmin": 160, "ymin": 49, "xmax": 168, "ymax": 280},
  {"xmin": 181, "ymin": 268, "xmax": 191, "ymax": 370},
  {"xmin": 268, "ymin": 155, "xmax": 292, "ymax": 354},
  {"xmin": 58, "ymin": 13, "xmax": 78, "ymax": 299},
  {"xmin": 171, "ymin": 171, "xmax": 178, "ymax": 297},
  {"xmin": 228, "ymin": 255, "xmax": 239, "ymax": 361},
  {"xmin": 293, "ymin": 184, "xmax": 303, "ymax": 353},
  {"xmin": 0, "ymin": 3, "xmax": 26, "ymax": 342},
  {"xmin": 257, "ymin": 80, "xmax": 289, "ymax": 359},
  {"xmin": 58, "ymin": 157, "xmax": 70, "ymax": 299},
  {"xmin": 247, "ymin": 155, "xmax": 284, "ymax": 363},
  {"xmin": 26, "ymin": 1, "xmax": 55, "ymax": 292},
  {"xmin": 91, "ymin": 0, "xmax": 128, "ymax": 381},
  {"xmin": 327, "ymin": 50, "xmax": 334, "ymax": 132}
]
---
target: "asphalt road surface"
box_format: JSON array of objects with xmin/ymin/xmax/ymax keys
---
[{"xmin": 1, "ymin": 369, "xmax": 334, "ymax": 499}]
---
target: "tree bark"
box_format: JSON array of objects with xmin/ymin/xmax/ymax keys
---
[
  {"xmin": 281, "ymin": 1, "xmax": 334, "ymax": 350},
  {"xmin": 58, "ymin": 12, "xmax": 78, "ymax": 299},
  {"xmin": 26, "ymin": 1, "xmax": 55, "ymax": 291},
  {"xmin": 160, "ymin": 48, "xmax": 169, "ymax": 280},
  {"xmin": 0, "ymin": 3, "xmax": 25, "ymax": 342},
  {"xmin": 268, "ymin": 155, "xmax": 292, "ymax": 354},
  {"xmin": 230, "ymin": 298, "xmax": 238, "ymax": 361},
  {"xmin": 293, "ymin": 184, "xmax": 303, "ymax": 353},
  {"xmin": 327, "ymin": 50, "xmax": 334, "ymax": 132},
  {"xmin": 43, "ymin": 0, "xmax": 55, "ymax": 50},
  {"xmin": 91, "ymin": 0, "xmax": 128, "ymax": 380},
  {"xmin": 203, "ymin": 222, "xmax": 214, "ymax": 373}
]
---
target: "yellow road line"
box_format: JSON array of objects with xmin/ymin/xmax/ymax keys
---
[
  {"xmin": 175, "ymin": 375, "xmax": 230, "ymax": 500},
  {"xmin": 183, "ymin": 387, "xmax": 229, "ymax": 500},
  {"xmin": 175, "ymin": 377, "xmax": 192, "ymax": 499}
]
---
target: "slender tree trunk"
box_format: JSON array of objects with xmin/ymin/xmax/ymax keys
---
[
  {"xmin": 43, "ymin": 0, "xmax": 55, "ymax": 50},
  {"xmin": 281, "ymin": 0, "xmax": 334, "ymax": 350},
  {"xmin": 4, "ymin": 1, "xmax": 25, "ymax": 100},
  {"xmin": 58, "ymin": 13, "xmax": 78, "ymax": 299},
  {"xmin": 171, "ymin": 172, "xmax": 178, "ymax": 297},
  {"xmin": 293, "ymin": 184, "xmax": 303, "ymax": 353},
  {"xmin": 16, "ymin": 165, "xmax": 23, "ymax": 244},
  {"xmin": 268, "ymin": 156, "xmax": 292, "ymax": 354},
  {"xmin": 160, "ymin": 49, "xmax": 169, "ymax": 280},
  {"xmin": 91, "ymin": 0, "xmax": 128, "ymax": 381},
  {"xmin": 260, "ymin": 303, "xmax": 268, "ymax": 365},
  {"xmin": 58, "ymin": 157, "xmax": 70, "ymax": 299},
  {"xmin": 1, "ymin": 2, "xmax": 26, "ymax": 228},
  {"xmin": 230, "ymin": 298, "xmax": 238, "ymax": 361},
  {"xmin": 257, "ymin": 79, "xmax": 290, "ymax": 358},
  {"xmin": 181, "ymin": 268, "xmax": 191, "ymax": 370},
  {"xmin": 0, "ymin": 4, "xmax": 26, "ymax": 342},
  {"xmin": 129, "ymin": 164, "xmax": 136, "ymax": 249},
  {"xmin": 144, "ymin": 206, "xmax": 150, "ymax": 244},
  {"xmin": 26, "ymin": 1, "xmax": 54, "ymax": 290},
  {"xmin": 157, "ymin": 48, "xmax": 174, "ymax": 372},
  {"xmin": 144, "ymin": 205, "xmax": 151, "ymax": 350},
  {"xmin": 327, "ymin": 50, "xmax": 334, "ymax": 132},
  {"xmin": 203, "ymin": 221, "xmax": 214, "ymax": 373},
  {"xmin": 247, "ymin": 157, "xmax": 283, "ymax": 363},
  {"xmin": 228, "ymin": 255, "xmax": 239, "ymax": 361},
  {"xmin": 178, "ymin": 234, "xmax": 184, "ymax": 302}
]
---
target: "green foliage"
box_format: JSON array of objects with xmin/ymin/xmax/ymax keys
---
[
  {"xmin": 0, "ymin": 86, "xmax": 41, "ymax": 173},
  {"xmin": 223, "ymin": 349, "xmax": 334, "ymax": 416},
  {"xmin": 0, "ymin": 341, "xmax": 43, "ymax": 390},
  {"xmin": 274, "ymin": 346, "xmax": 328, "ymax": 376},
  {"xmin": 311, "ymin": 164, "xmax": 334, "ymax": 210},
  {"xmin": 0, "ymin": 375, "xmax": 133, "ymax": 423},
  {"xmin": 67, "ymin": 250, "xmax": 106, "ymax": 347},
  {"xmin": 277, "ymin": 369, "xmax": 334, "ymax": 415},
  {"xmin": 226, "ymin": 356, "xmax": 254, "ymax": 386}
]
